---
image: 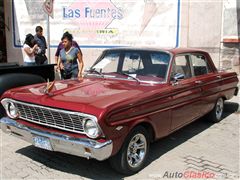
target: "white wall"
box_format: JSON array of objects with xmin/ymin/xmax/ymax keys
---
[{"xmin": 4, "ymin": 0, "xmax": 23, "ymax": 64}]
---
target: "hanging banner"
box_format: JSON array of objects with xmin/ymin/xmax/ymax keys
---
[
  {"xmin": 43, "ymin": 0, "xmax": 54, "ymax": 18},
  {"xmin": 12, "ymin": 0, "xmax": 180, "ymax": 48}
]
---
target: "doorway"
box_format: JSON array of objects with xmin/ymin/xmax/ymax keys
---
[{"xmin": 0, "ymin": 0, "xmax": 7, "ymax": 63}]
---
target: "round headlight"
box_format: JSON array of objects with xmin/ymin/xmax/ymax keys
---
[
  {"xmin": 7, "ymin": 102, "xmax": 19, "ymax": 119},
  {"xmin": 83, "ymin": 118, "xmax": 101, "ymax": 139}
]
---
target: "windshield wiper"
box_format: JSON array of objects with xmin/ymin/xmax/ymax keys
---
[
  {"xmin": 86, "ymin": 68, "xmax": 104, "ymax": 77},
  {"xmin": 117, "ymin": 72, "xmax": 140, "ymax": 83}
]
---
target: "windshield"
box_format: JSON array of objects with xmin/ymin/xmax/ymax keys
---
[{"xmin": 89, "ymin": 50, "xmax": 171, "ymax": 83}]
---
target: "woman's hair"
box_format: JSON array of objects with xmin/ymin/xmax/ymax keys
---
[
  {"xmin": 35, "ymin": 26, "xmax": 43, "ymax": 33},
  {"xmin": 61, "ymin": 31, "xmax": 73, "ymax": 42},
  {"xmin": 24, "ymin": 33, "xmax": 35, "ymax": 47}
]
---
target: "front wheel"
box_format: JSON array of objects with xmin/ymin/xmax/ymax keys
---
[
  {"xmin": 109, "ymin": 126, "xmax": 150, "ymax": 175},
  {"xmin": 208, "ymin": 97, "xmax": 224, "ymax": 123}
]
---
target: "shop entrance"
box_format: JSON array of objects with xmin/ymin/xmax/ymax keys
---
[{"xmin": 0, "ymin": 0, "xmax": 7, "ymax": 63}]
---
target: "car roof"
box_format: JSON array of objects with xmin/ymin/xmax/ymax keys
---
[{"xmin": 106, "ymin": 47, "xmax": 208, "ymax": 55}]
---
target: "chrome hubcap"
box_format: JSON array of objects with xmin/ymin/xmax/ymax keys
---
[
  {"xmin": 216, "ymin": 98, "xmax": 224, "ymax": 120},
  {"xmin": 127, "ymin": 133, "xmax": 147, "ymax": 168}
]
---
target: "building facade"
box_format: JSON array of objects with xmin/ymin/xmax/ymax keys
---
[{"xmin": 1, "ymin": 0, "xmax": 239, "ymax": 73}]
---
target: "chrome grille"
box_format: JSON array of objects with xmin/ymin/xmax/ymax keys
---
[{"xmin": 14, "ymin": 101, "xmax": 87, "ymax": 134}]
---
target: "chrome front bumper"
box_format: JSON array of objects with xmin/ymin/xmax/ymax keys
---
[{"xmin": 0, "ymin": 117, "xmax": 113, "ymax": 161}]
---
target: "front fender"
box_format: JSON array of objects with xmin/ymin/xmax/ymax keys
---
[{"xmin": 102, "ymin": 116, "xmax": 154, "ymax": 156}]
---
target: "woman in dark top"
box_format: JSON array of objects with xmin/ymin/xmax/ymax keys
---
[{"xmin": 58, "ymin": 32, "xmax": 84, "ymax": 79}]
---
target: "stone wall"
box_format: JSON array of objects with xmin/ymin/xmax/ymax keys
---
[
  {"xmin": 221, "ymin": 43, "xmax": 240, "ymax": 74},
  {"xmin": 220, "ymin": 0, "xmax": 240, "ymax": 74}
]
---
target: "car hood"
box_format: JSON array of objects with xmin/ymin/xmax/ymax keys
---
[{"xmin": 2, "ymin": 78, "xmax": 166, "ymax": 117}]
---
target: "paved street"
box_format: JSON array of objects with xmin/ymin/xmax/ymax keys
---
[{"xmin": 0, "ymin": 96, "xmax": 239, "ymax": 180}]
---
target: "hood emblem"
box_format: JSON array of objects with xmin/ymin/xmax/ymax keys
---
[{"xmin": 43, "ymin": 79, "xmax": 55, "ymax": 95}]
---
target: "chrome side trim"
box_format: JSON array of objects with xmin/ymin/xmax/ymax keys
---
[{"xmin": 0, "ymin": 117, "xmax": 112, "ymax": 161}]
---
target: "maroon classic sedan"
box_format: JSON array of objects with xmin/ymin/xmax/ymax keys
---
[{"xmin": 0, "ymin": 48, "xmax": 239, "ymax": 174}]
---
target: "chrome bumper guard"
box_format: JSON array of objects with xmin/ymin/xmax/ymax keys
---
[{"xmin": 0, "ymin": 117, "xmax": 113, "ymax": 161}]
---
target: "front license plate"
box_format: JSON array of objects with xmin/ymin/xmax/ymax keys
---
[{"xmin": 33, "ymin": 136, "xmax": 52, "ymax": 151}]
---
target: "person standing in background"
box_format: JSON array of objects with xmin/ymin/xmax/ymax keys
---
[
  {"xmin": 58, "ymin": 32, "xmax": 84, "ymax": 79},
  {"xmin": 55, "ymin": 31, "xmax": 81, "ymax": 70},
  {"xmin": 23, "ymin": 34, "xmax": 39, "ymax": 66},
  {"xmin": 34, "ymin": 26, "xmax": 48, "ymax": 65}
]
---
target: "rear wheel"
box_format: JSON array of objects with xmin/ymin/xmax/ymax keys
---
[
  {"xmin": 109, "ymin": 126, "xmax": 149, "ymax": 175},
  {"xmin": 208, "ymin": 97, "xmax": 224, "ymax": 123}
]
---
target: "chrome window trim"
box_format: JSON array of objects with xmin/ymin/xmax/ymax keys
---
[
  {"xmin": 170, "ymin": 53, "xmax": 193, "ymax": 80},
  {"xmin": 171, "ymin": 52, "xmax": 212, "ymax": 78},
  {"xmin": 189, "ymin": 53, "xmax": 212, "ymax": 76}
]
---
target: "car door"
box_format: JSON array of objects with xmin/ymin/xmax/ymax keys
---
[
  {"xmin": 190, "ymin": 53, "xmax": 221, "ymax": 115},
  {"xmin": 170, "ymin": 54, "xmax": 202, "ymax": 130}
]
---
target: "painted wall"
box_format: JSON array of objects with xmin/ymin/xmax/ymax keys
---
[
  {"xmin": 12, "ymin": 0, "xmax": 180, "ymax": 47},
  {"xmin": 179, "ymin": 0, "xmax": 223, "ymax": 69},
  {"xmin": 5, "ymin": 0, "xmax": 180, "ymax": 67}
]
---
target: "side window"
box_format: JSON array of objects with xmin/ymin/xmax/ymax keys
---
[
  {"xmin": 191, "ymin": 54, "xmax": 211, "ymax": 76},
  {"xmin": 122, "ymin": 52, "xmax": 144, "ymax": 73},
  {"xmin": 150, "ymin": 52, "xmax": 170, "ymax": 78},
  {"xmin": 172, "ymin": 55, "xmax": 192, "ymax": 79}
]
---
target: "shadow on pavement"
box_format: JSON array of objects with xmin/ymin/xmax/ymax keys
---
[
  {"xmin": 16, "ymin": 101, "xmax": 239, "ymax": 179},
  {"xmin": 223, "ymin": 101, "xmax": 239, "ymax": 118}
]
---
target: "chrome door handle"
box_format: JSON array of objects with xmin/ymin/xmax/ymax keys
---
[
  {"xmin": 217, "ymin": 75, "xmax": 222, "ymax": 79},
  {"xmin": 195, "ymin": 80, "xmax": 202, "ymax": 84}
]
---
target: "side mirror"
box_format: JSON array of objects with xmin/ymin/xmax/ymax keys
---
[
  {"xmin": 173, "ymin": 73, "xmax": 185, "ymax": 81},
  {"xmin": 171, "ymin": 73, "xmax": 184, "ymax": 85},
  {"xmin": 84, "ymin": 67, "xmax": 91, "ymax": 72}
]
